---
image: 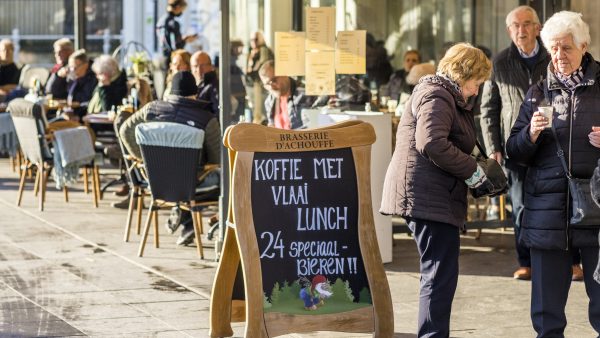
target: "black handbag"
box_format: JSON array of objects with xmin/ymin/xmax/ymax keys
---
[
  {"xmin": 551, "ymin": 126, "xmax": 600, "ymax": 227},
  {"xmin": 470, "ymin": 140, "xmax": 508, "ymax": 198}
]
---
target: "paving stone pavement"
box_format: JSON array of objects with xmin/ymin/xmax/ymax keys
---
[{"xmin": 0, "ymin": 158, "xmax": 597, "ymax": 337}]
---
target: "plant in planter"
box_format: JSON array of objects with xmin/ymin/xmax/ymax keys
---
[{"xmin": 130, "ymin": 52, "xmax": 149, "ymax": 76}]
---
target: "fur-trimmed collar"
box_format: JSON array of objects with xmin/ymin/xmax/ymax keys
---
[{"xmin": 418, "ymin": 74, "xmax": 472, "ymax": 111}]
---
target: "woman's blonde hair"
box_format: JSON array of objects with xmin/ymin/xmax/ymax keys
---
[
  {"xmin": 170, "ymin": 49, "xmax": 191, "ymax": 70},
  {"xmin": 437, "ymin": 43, "xmax": 491, "ymax": 85}
]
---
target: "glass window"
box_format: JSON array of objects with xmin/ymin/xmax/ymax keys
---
[{"xmin": 0, "ymin": 0, "xmax": 123, "ymax": 65}]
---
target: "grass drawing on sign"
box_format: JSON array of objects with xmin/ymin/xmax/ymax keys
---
[{"xmin": 263, "ymin": 275, "xmax": 372, "ymax": 315}]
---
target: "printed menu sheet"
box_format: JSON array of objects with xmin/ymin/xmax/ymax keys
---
[
  {"xmin": 305, "ymin": 7, "xmax": 335, "ymax": 51},
  {"xmin": 275, "ymin": 32, "xmax": 306, "ymax": 76},
  {"xmin": 336, "ymin": 30, "xmax": 366, "ymax": 74},
  {"xmin": 305, "ymin": 51, "xmax": 335, "ymax": 96}
]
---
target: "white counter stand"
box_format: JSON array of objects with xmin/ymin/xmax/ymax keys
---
[{"xmin": 304, "ymin": 109, "xmax": 393, "ymax": 263}]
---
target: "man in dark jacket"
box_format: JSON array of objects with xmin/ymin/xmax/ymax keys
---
[
  {"xmin": 120, "ymin": 71, "xmax": 220, "ymax": 245},
  {"xmin": 479, "ymin": 5, "xmax": 552, "ymax": 280},
  {"xmin": 191, "ymin": 51, "xmax": 219, "ymax": 116},
  {"xmin": 387, "ymin": 50, "xmax": 420, "ymax": 101}
]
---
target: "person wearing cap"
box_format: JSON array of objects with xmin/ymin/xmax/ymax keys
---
[
  {"xmin": 119, "ymin": 71, "xmax": 221, "ymax": 245},
  {"xmin": 156, "ymin": 0, "xmax": 196, "ymax": 69}
]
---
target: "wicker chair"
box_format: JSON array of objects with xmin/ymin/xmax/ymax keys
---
[{"xmin": 135, "ymin": 122, "xmax": 209, "ymax": 258}]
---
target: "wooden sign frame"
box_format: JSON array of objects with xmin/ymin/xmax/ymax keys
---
[{"xmin": 210, "ymin": 122, "xmax": 393, "ymax": 337}]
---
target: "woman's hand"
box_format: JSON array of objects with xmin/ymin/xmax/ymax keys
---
[
  {"xmin": 529, "ymin": 111, "xmax": 549, "ymax": 143},
  {"xmin": 588, "ymin": 126, "xmax": 600, "ymax": 148}
]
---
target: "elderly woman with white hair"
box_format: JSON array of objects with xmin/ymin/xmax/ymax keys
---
[
  {"xmin": 506, "ymin": 11, "xmax": 600, "ymax": 336},
  {"xmin": 87, "ymin": 54, "xmax": 128, "ymax": 114}
]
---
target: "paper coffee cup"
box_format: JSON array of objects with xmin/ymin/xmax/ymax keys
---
[{"xmin": 538, "ymin": 105, "xmax": 553, "ymax": 128}]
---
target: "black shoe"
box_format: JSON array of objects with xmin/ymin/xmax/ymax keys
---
[
  {"xmin": 165, "ymin": 207, "xmax": 181, "ymax": 234},
  {"xmin": 111, "ymin": 197, "xmax": 130, "ymax": 209},
  {"xmin": 176, "ymin": 228, "xmax": 196, "ymax": 246}
]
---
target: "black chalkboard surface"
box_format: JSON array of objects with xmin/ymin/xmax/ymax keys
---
[
  {"xmin": 252, "ymin": 148, "xmax": 371, "ymax": 314},
  {"xmin": 210, "ymin": 122, "xmax": 392, "ymax": 338}
]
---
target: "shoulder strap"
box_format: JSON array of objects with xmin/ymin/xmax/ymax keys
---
[
  {"xmin": 551, "ymin": 127, "xmax": 572, "ymax": 179},
  {"xmin": 544, "ymin": 78, "xmax": 573, "ymax": 178}
]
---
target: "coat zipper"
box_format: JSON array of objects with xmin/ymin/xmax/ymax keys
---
[{"xmin": 565, "ymin": 91, "xmax": 575, "ymax": 249}]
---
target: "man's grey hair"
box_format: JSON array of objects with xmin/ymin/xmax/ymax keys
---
[
  {"xmin": 91, "ymin": 54, "xmax": 120, "ymax": 77},
  {"xmin": 505, "ymin": 5, "xmax": 540, "ymax": 27},
  {"xmin": 541, "ymin": 11, "xmax": 590, "ymax": 50}
]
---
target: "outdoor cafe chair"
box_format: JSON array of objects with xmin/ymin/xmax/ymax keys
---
[
  {"xmin": 135, "ymin": 122, "xmax": 207, "ymax": 259},
  {"xmin": 9, "ymin": 98, "xmax": 55, "ymax": 211},
  {"xmin": 9, "ymin": 99, "xmax": 101, "ymax": 210}
]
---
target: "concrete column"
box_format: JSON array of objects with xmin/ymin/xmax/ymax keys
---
[{"xmin": 264, "ymin": 0, "xmax": 293, "ymax": 47}]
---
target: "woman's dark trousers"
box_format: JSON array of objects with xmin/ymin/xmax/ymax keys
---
[{"xmin": 407, "ymin": 217, "xmax": 460, "ymax": 338}]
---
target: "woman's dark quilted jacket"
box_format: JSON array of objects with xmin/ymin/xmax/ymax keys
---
[
  {"xmin": 506, "ymin": 54, "xmax": 600, "ymax": 250},
  {"xmin": 380, "ymin": 75, "xmax": 478, "ymax": 227}
]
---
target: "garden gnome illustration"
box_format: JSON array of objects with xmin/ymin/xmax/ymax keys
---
[{"xmin": 299, "ymin": 275, "xmax": 332, "ymax": 310}]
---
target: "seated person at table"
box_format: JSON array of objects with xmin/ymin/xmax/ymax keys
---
[
  {"xmin": 48, "ymin": 49, "xmax": 98, "ymax": 121},
  {"xmin": 162, "ymin": 49, "xmax": 191, "ymax": 99},
  {"xmin": 258, "ymin": 60, "xmax": 317, "ymax": 129},
  {"xmin": 191, "ymin": 51, "xmax": 219, "ymax": 116},
  {"xmin": 0, "ymin": 39, "xmax": 21, "ymax": 100},
  {"xmin": 46, "ymin": 38, "xmax": 74, "ymax": 99},
  {"xmin": 87, "ymin": 55, "xmax": 128, "ymax": 114},
  {"xmin": 120, "ymin": 71, "xmax": 221, "ymax": 245}
]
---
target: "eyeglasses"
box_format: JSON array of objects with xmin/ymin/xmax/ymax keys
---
[{"xmin": 508, "ymin": 21, "xmax": 536, "ymax": 30}]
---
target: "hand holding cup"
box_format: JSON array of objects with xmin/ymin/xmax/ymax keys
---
[
  {"xmin": 589, "ymin": 126, "xmax": 600, "ymax": 148},
  {"xmin": 529, "ymin": 106, "xmax": 553, "ymax": 143}
]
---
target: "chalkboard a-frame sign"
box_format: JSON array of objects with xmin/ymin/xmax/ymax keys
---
[{"xmin": 210, "ymin": 122, "xmax": 393, "ymax": 337}]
